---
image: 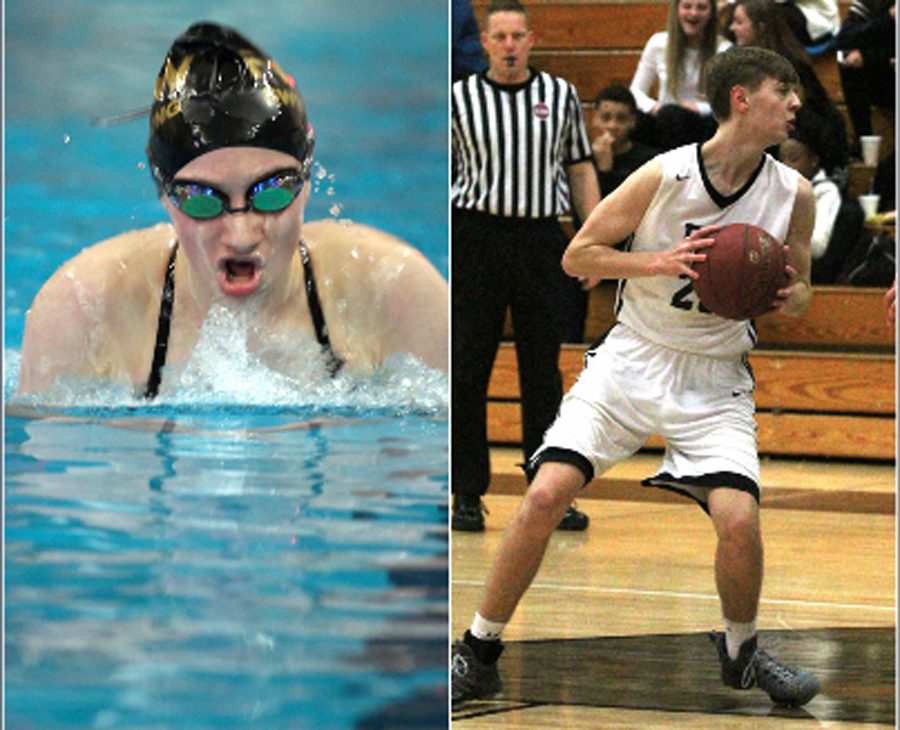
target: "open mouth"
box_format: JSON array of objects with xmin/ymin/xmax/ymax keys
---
[
  {"xmin": 224, "ymin": 259, "xmax": 258, "ymax": 281},
  {"xmin": 504, "ymin": 55, "xmax": 517, "ymax": 67},
  {"xmin": 218, "ymin": 257, "xmax": 262, "ymax": 296}
]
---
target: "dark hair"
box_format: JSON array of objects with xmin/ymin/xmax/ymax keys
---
[
  {"xmin": 733, "ymin": 0, "xmax": 811, "ymax": 65},
  {"xmin": 790, "ymin": 107, "xmax": 844, "ymax": 174},
  {"xmin": 485, "ymin": 0, "xmax": 530, "ymax": 25},
  {"xmin": 704, "ymin": 46, "xmax": 799, "ymax": 120},
  {"xmin": 594, "ymin": 84, "xmax": 638, "ymax": 114}
]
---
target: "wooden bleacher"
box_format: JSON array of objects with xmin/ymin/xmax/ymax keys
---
[
  {"xmin": 471, "ymin": 0, "xmax": 896, "ymax": 194},
  {"xmin": 491, "ymin": 282, "xmax": 896, "ymax": 460}
]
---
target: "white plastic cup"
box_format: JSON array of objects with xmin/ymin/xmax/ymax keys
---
[
  {"xmin": 860, "ymin": 135, "xmax": 882, "ymax": 167},
  {"xmin": 858, "ymin": 193, "xmax": 881, "ymax": 219}
]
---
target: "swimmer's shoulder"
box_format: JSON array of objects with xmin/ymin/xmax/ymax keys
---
[
  {"xmin": 302, "ymin": 219, "xmax": 448, "ymax": 372},
  {"xmin": 40, "ymin": 223, "xmax": 176, "ymax": 303},
  {"xmin": 19, "ymin": 224, "xmax": 177, "ymax": 394},
  {"xmin": 303, "ymin": 219, "xmax": 441, "ymax": 289}
]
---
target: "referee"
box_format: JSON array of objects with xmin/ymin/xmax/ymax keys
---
[{"xmin": 451, "ymin": 0, "xmax": 600, "ymax": 531}]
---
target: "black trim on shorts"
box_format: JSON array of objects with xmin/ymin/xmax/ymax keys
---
[
  {"xmin": 584, "ymin": 322, "xmax": 618, "ymax": 365},
  {"xmin": 741, "ymin": 353, "xmax": 756, "ymax": 389},
  {"xmin": 642, "ymin": 470, "xmax": 760, "ymax": 515},
  {"xmin": 523, "ymin": 447, "xmax": 594, "ymax": 486}
]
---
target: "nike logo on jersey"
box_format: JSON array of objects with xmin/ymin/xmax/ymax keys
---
[{"xmin": 675, "ymin": 173, "xmax": 690, "ymax": 181}]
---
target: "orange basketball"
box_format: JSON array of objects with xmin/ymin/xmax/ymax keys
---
[{"xmin": 691, "ymin": 223, "xmax": 789, "ymax": 320}]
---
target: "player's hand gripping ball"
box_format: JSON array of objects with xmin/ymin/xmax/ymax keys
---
[{"xmin": 691, "ymin": 223, "xmax": 789, "ymax": 320}]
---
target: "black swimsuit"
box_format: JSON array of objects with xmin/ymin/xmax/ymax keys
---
[{"xmin": 143, "ymin": 241, "xmax": 344, "ymax": 399}]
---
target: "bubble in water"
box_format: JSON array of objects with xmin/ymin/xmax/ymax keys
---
[
  {"xmin": 314, "ymin": 164, "xmax": 327, "ymax": 180},
  {"xmin": 326, "ymin": 187, "xmax": 336, "ymax": 197},
  {"xmin": 136, "ymin": 162, "xmax": 145, "ymax": 171},
  {"xmin": 329, "ymin": 203, "xmax": 343, "ymax": 217},
  {"xmin": 63, "ymin": 134, "xmax": 71, "ymax": 144}
]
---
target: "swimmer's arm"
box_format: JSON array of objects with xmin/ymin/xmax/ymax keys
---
[
  {"xmin": 17, "ymin": 268, "xmax": 104, "ymax": 395},
  {"xmin": 774, "ymin": 176, "xmax": 814, "ymax": 317},
  {"xmin": 380, "ymin": 246, "xmax": 448, "ymax": 373}
]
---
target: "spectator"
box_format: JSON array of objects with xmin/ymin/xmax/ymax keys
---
[
  {"xmin": 630, "ymin": 0, "xmax": 732, "ymax": 151},
  {"xmin": 591, "ymin": 85, "xmax": 661, "ymax": 203},
  {"xmin": 779, "ymin": 108, "xmax": 865, "ymax": 283},
  {"xmin": 776, "ymin": 0, "xmax": 841, "ymax": 46},
  {"xmin": 844, "ymin": 150, "xmax": 896, "ymax": 286},
  {"xmin": 453, "ymin": 0, "xmax": 488, "ymax": 81},
  {"xmin": 835, "ymin": 0, "xmax": 896, "ymax": 156},
  {"xmin": 561, "ymin": 85, "xmax": 659, "ymax": 343},
  {"xmin": 728, "ymin": 0, "xmax": 849, "ymax": 170}
]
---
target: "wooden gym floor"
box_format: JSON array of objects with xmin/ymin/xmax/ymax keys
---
[{"xmin": 451, "ymin": 449, "xmax": 896, "ymax": 728}]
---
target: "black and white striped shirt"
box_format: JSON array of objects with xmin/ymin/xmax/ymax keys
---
[{"xmin": 451, "ymin": 69, "xmax": 593, "ymax": 219}]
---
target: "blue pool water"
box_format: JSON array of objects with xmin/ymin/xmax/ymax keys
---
[
  {"xmin": 6, "ymin": 409, "xmax": 448, "ymax": 729},
  {"xmin": 4, "ymin": 2, "xmax": 449, "ymax": 728}
]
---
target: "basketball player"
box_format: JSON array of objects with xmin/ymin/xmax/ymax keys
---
[{"xmin": 452, "ymin": 46, "xmax": 820, "ymax": 707}]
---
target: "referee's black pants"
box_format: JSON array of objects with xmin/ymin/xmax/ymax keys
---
[{"xmin": 452, "ymin": 208, "xmax": 568, "ymax": 497}]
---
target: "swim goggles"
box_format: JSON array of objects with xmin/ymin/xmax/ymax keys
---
[{"xmin": 165, "ymin": 168, "xmax": 304, "ymax": 220}]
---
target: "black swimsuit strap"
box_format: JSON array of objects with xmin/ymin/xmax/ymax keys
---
[
  {"xmin": 143, "ymin": 240, "xmax": 344, "ymax": 399},
  {"xmin": 299, "ymin": 240, "xmax": 345, "ymax": 377},
  {"xmin": 144, "ymin": 244, "xmax": 178, "ymax": 400}
]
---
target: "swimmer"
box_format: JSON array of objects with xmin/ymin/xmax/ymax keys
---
[{"xmin": 16, "ymin": 22, "xmax": 448, "ymax": 399}]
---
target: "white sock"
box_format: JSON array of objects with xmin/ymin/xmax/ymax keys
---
[
  {"xmin": 470, "ymin": 612, "xmax": 506, "ymax": 642},
  {"xmin": 724, "ymin": 618, "xmax": 757, "ymax": 660}
]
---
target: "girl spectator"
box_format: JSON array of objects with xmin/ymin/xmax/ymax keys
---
[
  {"xmin": 630, "ymin": 0, "xmax": 731, "ymax": 150},
  {"xmin": 728, "ymin": 0, "xmax": 849, "ymax": 170}
]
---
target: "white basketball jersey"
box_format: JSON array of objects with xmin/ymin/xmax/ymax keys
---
[{"xmin": 617, "ymin": 143, "xmax": 800, "ymax": 358}]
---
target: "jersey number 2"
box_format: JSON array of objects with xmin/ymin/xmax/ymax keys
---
[
  {"xmin": 670, "ymin": 275, "xmax": 712, "ymax": 313},
  {"xmin": 669, "ymin": 223, "xmax": 711, "ymax": 313}
]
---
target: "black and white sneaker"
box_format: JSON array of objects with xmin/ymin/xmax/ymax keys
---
[
  {"xmin": 451, "ymin": 637, "xmax": 503, "ymax": 706},
  {"xmin": 711, "ymin": 632, "xmax": 820, "ymax": 706}
]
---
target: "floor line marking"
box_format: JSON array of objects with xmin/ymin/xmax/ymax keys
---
[{"xmin": 452, "ymin": 579, "xmax": 895, "ymax": 613}]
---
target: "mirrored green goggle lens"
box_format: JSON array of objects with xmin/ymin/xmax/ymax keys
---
[
  {"xmin": 180, "ymin": 194, "xmax": 225, "ymax": 219},
  {"xmin": 250, "ymin": 185, "xmax": 296, "ymax": 212}
]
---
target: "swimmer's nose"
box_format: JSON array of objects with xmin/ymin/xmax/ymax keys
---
[{"xmin": 219, "ymin": 207, "xmax": 263, "ymax": 252}]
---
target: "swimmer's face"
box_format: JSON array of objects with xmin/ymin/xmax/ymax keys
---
[
  {"xmin": 162, "ymin": 147, "xmax": 307, "ymax": 300},
  {"xmin": 482, "ymin": 10, "xmax": 534, "ymax": 83}
]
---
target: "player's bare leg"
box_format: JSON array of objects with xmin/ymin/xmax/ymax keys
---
[
  {"xmin": 708, "ymin": 487, "xmax": 762, "ymax": 623},
  {"xmin": 707, "ymin": 486, "xmax": 820, "ymax": 705},
  {"xmin": 479, "ymin": 461, "xmax": 585, "ymax": 622},
  {"xmin": 452, "ymin": 461, "xmax": 585, "ymax": 705}
]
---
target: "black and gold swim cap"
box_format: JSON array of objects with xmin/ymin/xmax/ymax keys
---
[{"xmin": 146, "ymin": 22, "xmax": 314, "ymax": 185}]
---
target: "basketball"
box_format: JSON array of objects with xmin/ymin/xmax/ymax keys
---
[{"xmin": 691, "ymin": 223, "xmax": 789, "ymax": 320}]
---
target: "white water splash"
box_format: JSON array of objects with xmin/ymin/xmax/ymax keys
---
[{"xmin": 5, "ymin": 316, "xmax": 447, "ymax": 413}]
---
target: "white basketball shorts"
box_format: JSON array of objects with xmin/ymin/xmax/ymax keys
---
[{"xmin": 529, "ymin": 324, "xmax": 760, "ymax": 511}]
